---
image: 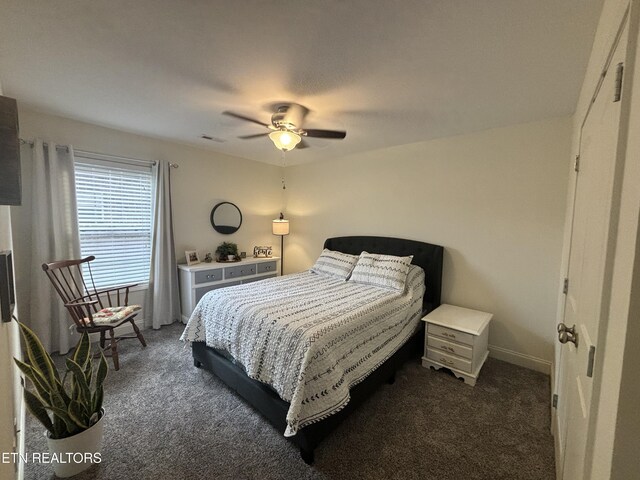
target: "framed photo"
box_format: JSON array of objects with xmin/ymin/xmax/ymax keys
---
[
  {"xmin": 253, "ymin": 246, "xmax": 273, "ymax": 258},
  {"xmin": 185, "ymin": 250, "xmax": 200, "ymax": 266}
]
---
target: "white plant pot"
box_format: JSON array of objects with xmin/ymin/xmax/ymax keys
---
[{"xmin": 46, "ymin": 410, "xmax": 104, "ymax": 478}]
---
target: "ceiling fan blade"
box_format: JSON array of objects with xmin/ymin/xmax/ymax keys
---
[
  {"xmin": 304, "ymin": 129, "xmax": 347, "ymax": 139},
  {"xmin": 297, "ymin": 139, "xmax": 310, "ymax": 149},
  {"xmin": 223, "ymin": 111, "xmax": 270, "ymax": 128},
  {"xmin": 238, "ymin": 133, "xmax": 270, "ymax": 140}
]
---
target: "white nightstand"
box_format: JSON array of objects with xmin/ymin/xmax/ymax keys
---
[{"xmin": 421, "ymin": 304, "xmax": 492, "ymax": 386}]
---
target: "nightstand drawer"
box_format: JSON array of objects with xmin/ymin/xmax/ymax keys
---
[
  {"xmin": 427, "ymin": 348, "xmax": 472, "ymax": 373},
  {"xmin": 428, "ymin": 323, "xmax": 474, "ymax": 346},
  {"xmin": 257, "ymin": 261, "xmax": 277, "ymax": 274},
  {"xmin": 194, "ymin": 269, "xmax": 223, "ymax": 284},
  {"xmin": 427, "ymin": 335, "xmax": 473, "ymax": 359},
  {"xmin": 225, "ymin": 264, "xmax": 256, "ymax": 279}
]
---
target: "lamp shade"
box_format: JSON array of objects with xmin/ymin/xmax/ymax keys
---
[
  {"xmin": 272, "ymin": 218, "xmax": 290, "ymax": 236},
  {"xmin": 269, "ymin": 130, "xmax": 302, "ymax": 151}
]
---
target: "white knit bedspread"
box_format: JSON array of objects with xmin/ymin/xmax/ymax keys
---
[{"xmin": 181, "ymin": 266, "xmax": 425, "ymax": 437}]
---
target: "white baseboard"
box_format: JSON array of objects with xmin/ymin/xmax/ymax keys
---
[
  {"xmin": 488, "ymin": 344, "xmax": 552, "ymax": 375},
  {"xmin": 87, "ymin": 317, "xmax": 146, "ymax": 344}
]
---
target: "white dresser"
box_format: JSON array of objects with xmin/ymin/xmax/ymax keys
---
[
  {"xmin": 421, "ymin": 304, "xmax": 492, "ymax": 386},
  {"xmin": 178, "ymin": 257, "xmax": 280, "ymax": 323}
]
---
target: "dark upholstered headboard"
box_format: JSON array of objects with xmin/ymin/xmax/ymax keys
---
[{"xmin": 323, "ymin": 236, "xmax": 444, "ymax": 314}]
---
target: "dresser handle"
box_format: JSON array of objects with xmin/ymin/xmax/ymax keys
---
[
  {"xmin": 440, "ymin": 358, "xmax": 455, "ymax": 366},
  {"xmin": 445, "ymin": 346, "xmax": 455, "ymax": 352},
  {"xmin": 443, "ymin": 332, "xmax": 456, "ymax": 339}
]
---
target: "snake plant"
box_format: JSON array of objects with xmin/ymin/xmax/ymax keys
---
[{"xmin": 14, "ymin": 321, "xmax": 108, "ymax": 439}]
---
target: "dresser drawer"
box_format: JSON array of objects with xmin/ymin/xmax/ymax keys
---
[
  {"xmin": 427, "ymin": 334, "xmax": 473, "ymax": 359},
  {"xmin": 427, "ymin": 323, "xmax": 474, "ymax": 346},
  {"xmin": 194, "ymin": 269, "xmax": 223, "ymax": 284},
  {"xmin": 427, "ymin": 348, "xmax": 472, "ymax": 373},
  {"xmin": 242, "ymin": 273, "xmax": 277, "ymax": 284},
  {"xmin": 257, "ymin": 261, "xmax": 277, "ymax": 274},
  {"xmin": 225, "ymin": 264, "xmax": 256, "ymax": 279},
  {"xmin": 195, "ymin": 281, "xmax": 240, "ymax": 304}
]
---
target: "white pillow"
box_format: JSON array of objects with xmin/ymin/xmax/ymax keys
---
[
  {"xmin": 310, "ymin": 249, "xmax": 359, "ymax": 280},
  {"xmin": 349, "ymin": 251, "xmax": 414, "ymax": 291}
]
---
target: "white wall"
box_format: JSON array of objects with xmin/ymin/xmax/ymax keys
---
[
  {"xmin": 0, "ymin": 207, "xmax": 20, "ymax": 480},
  {"xmin": 0, "ymin": 81, "xmax": 23, "ymax": 480},
  {"xmin": 285, "ymin": 116, "xmax": 572, "ymax": 370},
  {"xmin": 11, "ymin": 106, "xmax": 283, "ymax": 332}
]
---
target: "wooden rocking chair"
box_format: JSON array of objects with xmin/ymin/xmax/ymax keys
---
[{"xmin": 42, "ymin": 255, "xmax": 147, "ymax": 370}]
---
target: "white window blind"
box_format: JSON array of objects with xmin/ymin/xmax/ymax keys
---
[{"xmin": 74, "ymin": 156, "xmax": 154, "ymax": 290}]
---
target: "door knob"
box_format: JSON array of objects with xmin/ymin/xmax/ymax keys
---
[{"xmin": 558, "ymin": 323, "xmax": 578, "ymax": 346}]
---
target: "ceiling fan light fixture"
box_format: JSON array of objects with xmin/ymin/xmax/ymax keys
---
[{"xmin": 269, "ymin": 130, "xmax": 301, "ymax": 151}]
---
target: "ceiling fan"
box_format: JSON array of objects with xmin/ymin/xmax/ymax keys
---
[{"xmin": 222, "ymin": 103, "xmax": 346, "ymax": 151}]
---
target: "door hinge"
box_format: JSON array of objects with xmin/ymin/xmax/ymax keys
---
[
  {"xmin": 563, "ymin": 277, "xmax": 569, "ymax": 295},
  {"xmin": 614, "ymin": 62, "xmax": 624, "ymax": 102},
  {"xmin": 587, "ymin": 345, "xmax": 596, "ymax": 378},
  {"xmin": 574, "ymin": 155, "xmax": 580, "ymax": 172},
  {"xmin": 553, "ymin": 394, "xmax": 558, "ymax": 408}
]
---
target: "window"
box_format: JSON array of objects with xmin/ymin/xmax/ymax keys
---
[{"xmin": 74, "ymin": 154, "xmax": 154, "ymax": 290}]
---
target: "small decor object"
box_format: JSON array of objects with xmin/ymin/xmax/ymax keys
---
[
  {"xmin": 215, "ymin": 241, "xmax": 240, "ymax": 262},
  {"xmin": 253, "ymin": 246, "xmax": 273, "ymax": 258},
  {"xmin": 240, "ymin": 251, "xmax": 247, "ymax": 258},
  {"xmin": 204, "ymin": 253, "xmax": 213, "ymax": 263},
  {"xmin": 14, "ymin": 321, "xmax": 107, "ymax": 478},
  {"xmin": 185, "ymin": 250, "xmax": 200, "ymax": 266}
]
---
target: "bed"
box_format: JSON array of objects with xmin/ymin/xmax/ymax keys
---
[{"xmin": 182, "ymin": 236, "xmax": 443, "ymax": 464}]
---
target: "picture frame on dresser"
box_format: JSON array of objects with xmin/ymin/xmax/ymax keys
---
[{"xmin": 185, "ymin": 250, "xmax": 200, "ymax": 266}]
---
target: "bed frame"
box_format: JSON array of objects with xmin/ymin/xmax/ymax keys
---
[{"xmin": 191, "ymin": 236, "xmax": 444, "ymax": 464}]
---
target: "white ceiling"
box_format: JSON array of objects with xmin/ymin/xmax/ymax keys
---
[{"xmin": 0, "ymin": 0, "xmax": 603, "ymax": 166}]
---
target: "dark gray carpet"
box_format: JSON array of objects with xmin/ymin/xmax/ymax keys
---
[{"xmin": 24, "ymin": 323, "xmax": 555, "ymax": 479}]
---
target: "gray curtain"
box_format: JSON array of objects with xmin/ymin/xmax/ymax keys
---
[
  {"xmin": 30, "ymin": 139, "xmax": 81, "ymax": 354},
  {"xmin": 146, "ymin": 160, "xmax": 180, "ymax": 329}
]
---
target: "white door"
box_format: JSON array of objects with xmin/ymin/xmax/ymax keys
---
[{"xmin": 558, "ymin": 19, "xmax": 628, "ymax": 480}]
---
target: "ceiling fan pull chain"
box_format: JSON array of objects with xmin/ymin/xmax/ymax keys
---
[{"xmin": 281, "ymin": 150, "xmax": 287, "ymax": 190}]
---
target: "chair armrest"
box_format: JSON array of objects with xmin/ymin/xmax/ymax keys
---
[
  {"xmin": 93, "ymin": 284, "xmax": 138, "ymax": 307},
  {"xmin": 64, "ymin": 299, "xmax": 99, "ymax": 308},
  {"xmin": 94, "ymin": 284, "xmax": 139, "ymax": 296}
]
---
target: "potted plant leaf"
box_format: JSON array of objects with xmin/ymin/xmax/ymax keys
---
[
  {"xmin": 215, "ymin": 241, "xmax": 239, "ymax": 261},
  {"xmin": 14, "ymin": 321, "xmax": 108, "ymax": 478}
]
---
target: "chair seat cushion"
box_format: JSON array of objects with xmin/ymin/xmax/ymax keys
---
[{"xmin": 83, "ymin": 305, "xmax": 141, "ymax": 325}]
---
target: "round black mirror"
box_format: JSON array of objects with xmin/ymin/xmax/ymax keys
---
[{"xmin": 210, "ymin": 202, "xmax": 242, "ymax": 234}]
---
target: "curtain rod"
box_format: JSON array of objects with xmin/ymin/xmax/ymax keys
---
[
  {"xmin": 18, "ymin": 138, "xmax": 179, "ymax": 168},
  {"xmin": 19, "ymin": 138, "xmax": 68, "ymax": 152}
]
